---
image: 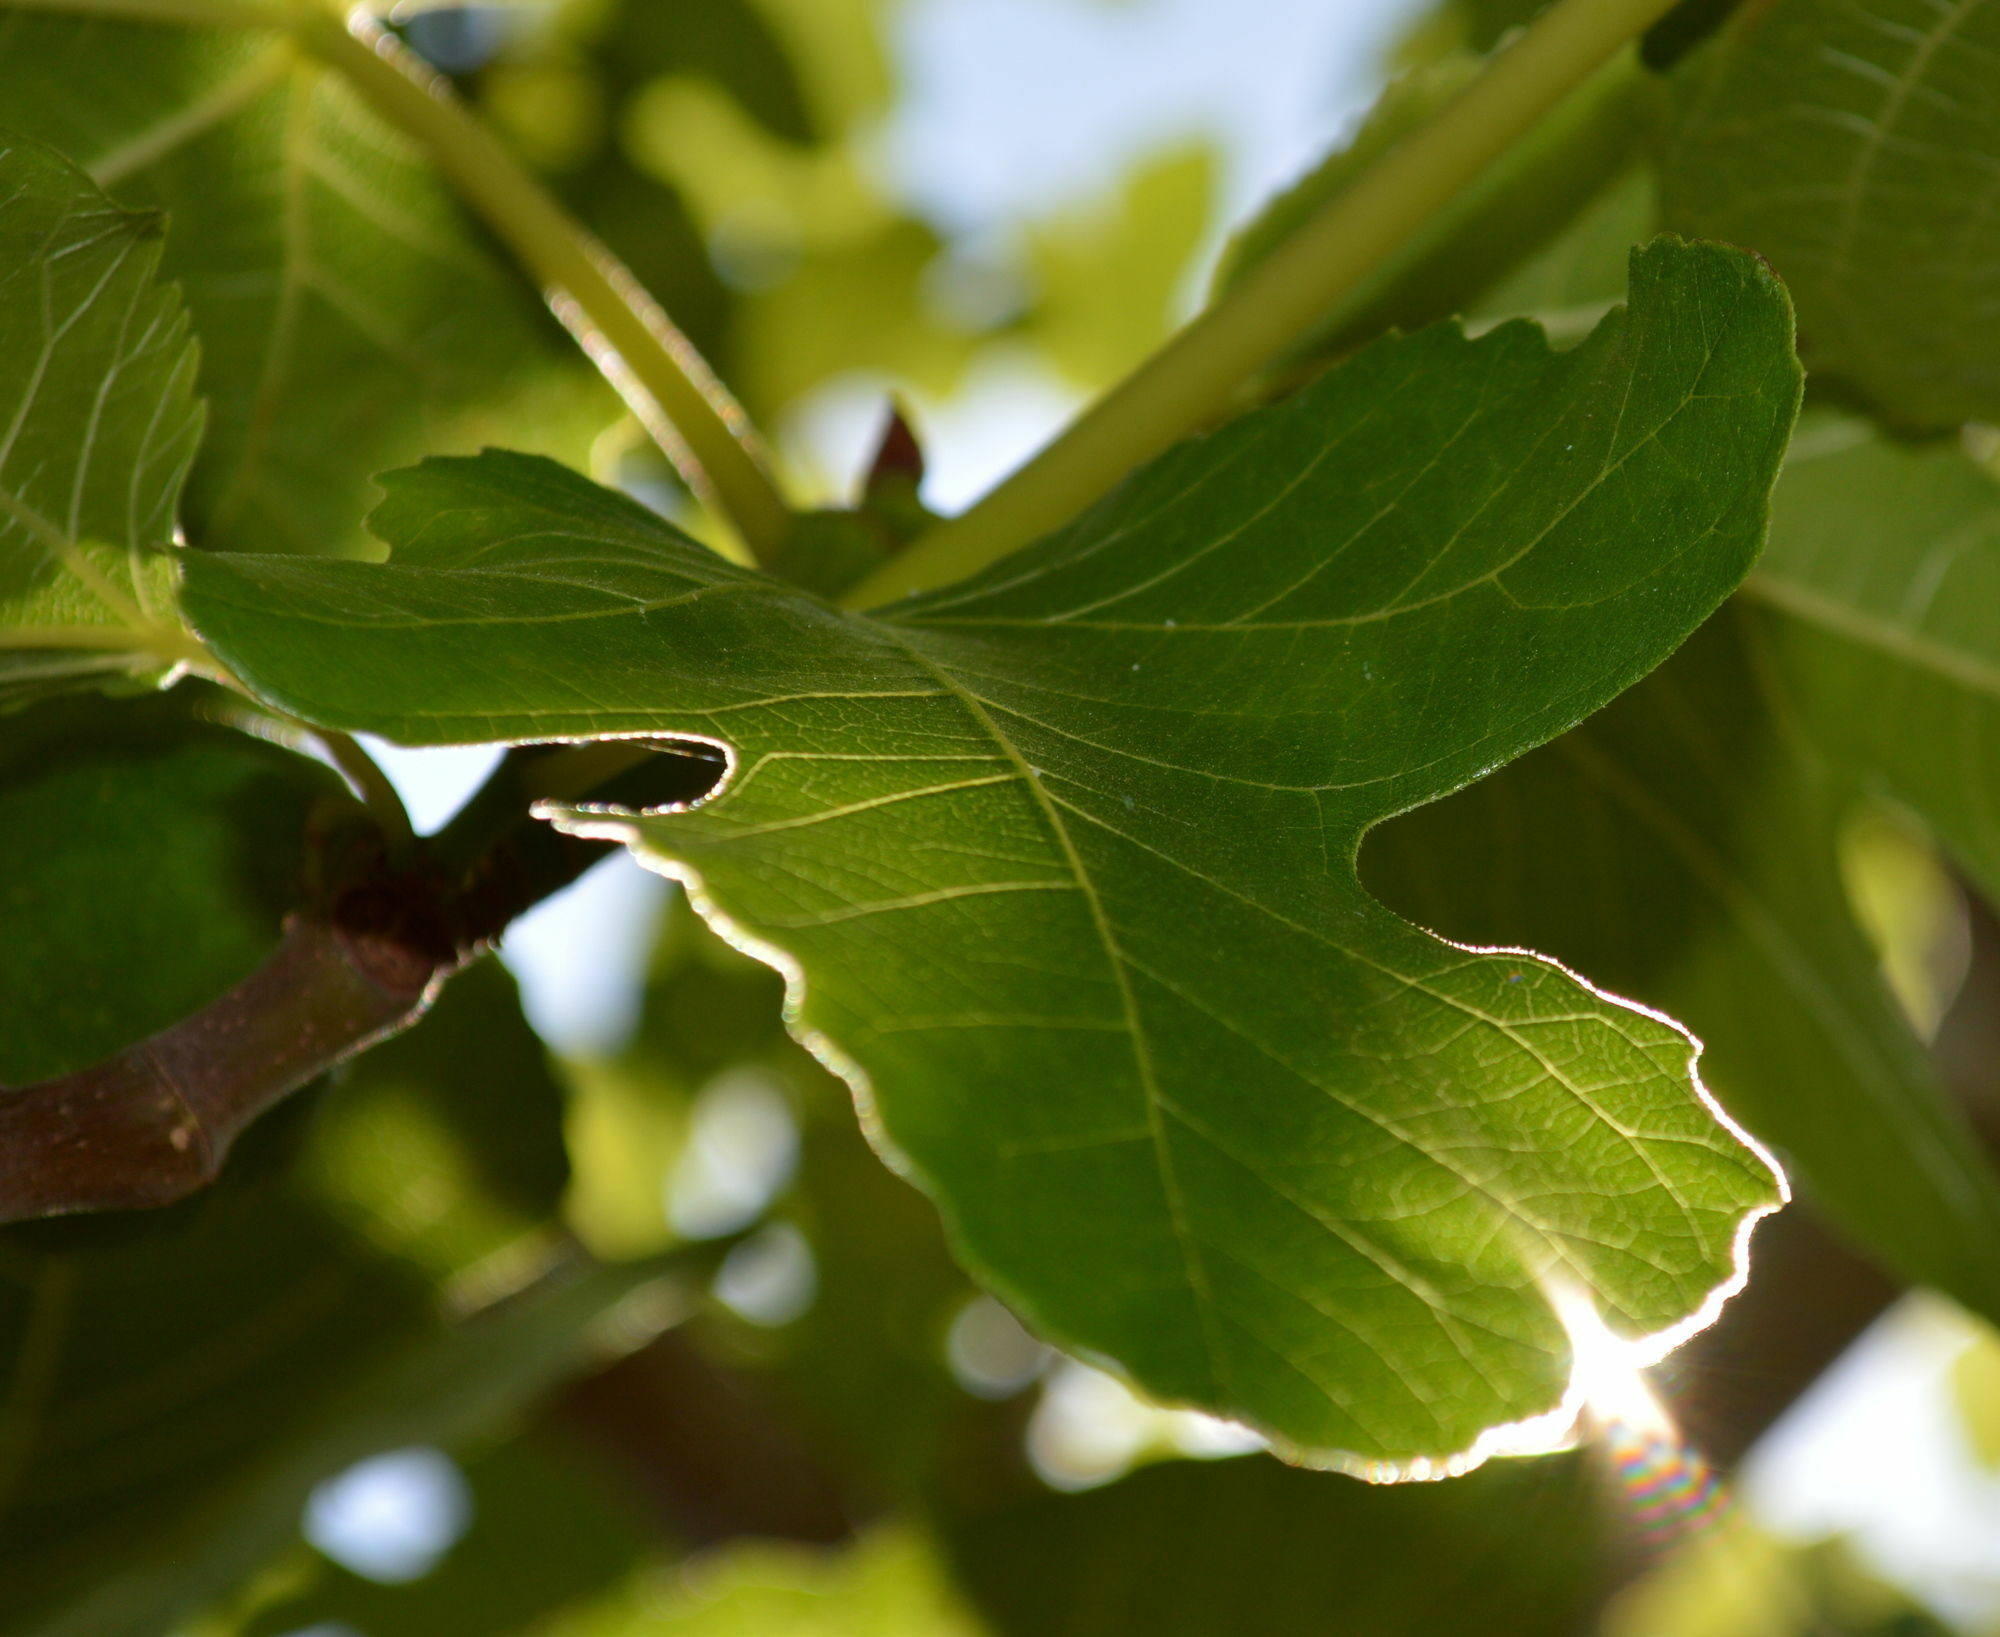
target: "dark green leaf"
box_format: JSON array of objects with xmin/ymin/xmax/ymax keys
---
[
  {"xmin": 238, "ymin": 1433, "xmax": 656, "ymax": 1637},
  {"xmin": 0, "ymin": 687, "xmax": 339, "ymax": 1082},
  {"xmin": 0, "ymin": 130, "xmax": 203, "ymax": 708},
  {"xmin": 1662, "ymin": 0, "xmax": 2000, "ymax": 427},
  {"xmin": 181, "ymin": 239, "xmax": 1799, "ymax": 1469},
  {"xmin": 21, "ymin": 1236, "xmax": 678, "ymax": 1637},
  {"xmin": 0, "ymin": 11, "xmax": 614, "ymax": 557},
  {"xmin": 306, "ymin": 958, "xmax": 574, "ymax": 1278},
  {"xmin": 0, "ymin": 1110, "xmax": 435, "ymax": 1637},
  {"xmin": 941, "ymin": 1449, "xmax": 1606, "ymax": 1637}
]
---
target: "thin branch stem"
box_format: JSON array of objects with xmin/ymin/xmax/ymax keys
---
[
  {"xmin": 293, "ymin": 9, "xmax": 794, "ymax": 566},
  {"xmin": 842, "ymin": 0, "xmax": 1686, "ymax": 610}
]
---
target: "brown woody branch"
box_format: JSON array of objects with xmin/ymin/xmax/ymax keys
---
[{"xmin": 0, "ymin": 740, "xmax": 721, "ymax": 1224}]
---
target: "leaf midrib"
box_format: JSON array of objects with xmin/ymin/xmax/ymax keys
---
[{"xmin": 879, "ymin": 628, "xmax": 1235, "ymax": 1405}]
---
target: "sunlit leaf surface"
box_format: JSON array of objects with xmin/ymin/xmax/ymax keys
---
[
  {"xmin": 183, "ymin": 239, "xmax": 1797, "ymax": 1469},
  {"xmin": 1366, "ymin": 609, "xmax": 2000, "ymax": 1325}
]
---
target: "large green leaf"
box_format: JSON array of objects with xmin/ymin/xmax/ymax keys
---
[
  {"xmin": 181, "ymin": 239, "xmax": 1798, "ymax": 1470},
  {"xmin": 1662, "ymin": 0, "xmax": 2000, "ymax": 428},
  {"xmin": 1363, "ymin": 609, "xmax": 2000, "ymax": 1322},
  {"xmin": 0, "ymin": 131, "xmax": 203, "ymax": 708},
  {"xmin": 1747, "ymin": 415, "xmax": 2000, "ymax": 901},
  {"xmin": 0, "ymin": 11, "xmax": 612, "ymax": 557}
]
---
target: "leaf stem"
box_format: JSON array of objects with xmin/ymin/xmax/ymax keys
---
[
  {"xmin": 842, "ymin": 0, "xmax": 1685, "ymax": 609},
  {"xmin": 294, "ymin": 8, "xmax": 794, "ymax": 567},
  {"xmin": 315, "ymin": 728, "xmax": 415, "ymax": 849}
]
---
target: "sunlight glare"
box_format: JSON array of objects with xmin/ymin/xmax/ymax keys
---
[{"xmin": 1547, "ymin": 1278, "xmax": 1729, "ymax": 1543}]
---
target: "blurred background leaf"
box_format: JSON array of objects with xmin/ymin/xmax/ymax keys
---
[{"xmin": 0, "ymin": 13, "xmax": 618, "ymax": 558}]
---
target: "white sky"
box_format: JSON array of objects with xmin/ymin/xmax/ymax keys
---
[{"xmin": 880, "ymin": 0, "xmax": 1419, "ymax": 231}]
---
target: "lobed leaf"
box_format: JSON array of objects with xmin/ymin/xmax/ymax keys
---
[{"xmin": 182, "ymin": 239, "xmax": 1799, "ymax": 1470}]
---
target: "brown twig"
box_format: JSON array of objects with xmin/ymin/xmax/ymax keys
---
[{"xmin": 0, "ymin": 740, "xmax": 723, "ymax": 1223}]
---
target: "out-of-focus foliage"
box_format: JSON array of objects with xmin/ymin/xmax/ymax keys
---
[
  {"xmin": 939, "ymin": 1448, "xmax": 1609, "ymax": 1637},
  {"xmin": 0, "ymin": 677, "xmax": 679, "ymax": 1637},
  {"xmin": 539, "ymin": 1529, "xmax": 984, "ymax": 1637},
  {"xmin": 232, "ymin": 1434, "xmax": 657, "ymax": 1637},
  {"xmin": 1605, "ymin": 1525, "xmax": 1955, "ymax": 1637},
  {"xmin": 454, "ymin": 0, "xmax": 1223, "ymax": 498},
  {"xmin": 0, "ymin": 12, "xmax": 614, "ymax": 558},
  {"xmin": 1662, "ymin": 0, "xmax": 2000, "ymax": 428},
  {"xmin": 1216, "ymin": 43, "xmax": 1660, "ymax": 371}
]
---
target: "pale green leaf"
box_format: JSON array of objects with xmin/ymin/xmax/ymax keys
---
[
  {"xmin": 180, "ymin": 239, "xmax": 1798, "ymax": 1470},
  {"xmin": 1953, "ymin": 1325, "xmax": 2000, "ymax": 1469},
  {"xmin": 0, "ymin": 131, "xmax": 203, "ymax": 708},
  {"xmin": 539, "ymin": 1528, "xmax": 982, "ymax": 1637},
  {"xmin": 1663, "ymin": 0, "xmax": 2000, "ymax": 427}
]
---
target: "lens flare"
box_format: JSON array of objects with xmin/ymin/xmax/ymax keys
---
[
  {"xmin": 1546, "ymin": 1276, "xmax": 1732, "ymax": 1544},
  {"xmin": 1603, "ymin": 1421, "xmax": 1727, "ymax": 1544}
]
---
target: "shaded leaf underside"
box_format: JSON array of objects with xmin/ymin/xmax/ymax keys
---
[{"xmin": 184, "ymin": 239, "xmax": 1796, "ymax": 1469}]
